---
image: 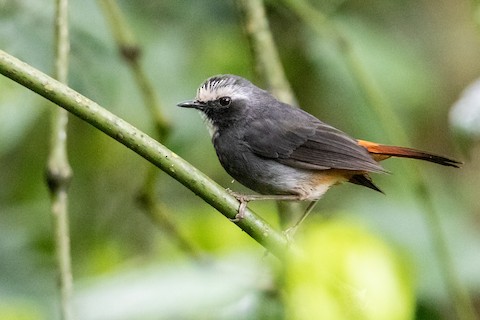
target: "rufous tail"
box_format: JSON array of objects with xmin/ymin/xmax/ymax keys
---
[{"xmin": 357, "ymin": 140, "xmax": 462, "ymax": 168}]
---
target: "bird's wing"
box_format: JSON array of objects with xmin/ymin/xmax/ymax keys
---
[{"xmin": 244, "ymin": 115, "xmax": 385, "ymax": 173}]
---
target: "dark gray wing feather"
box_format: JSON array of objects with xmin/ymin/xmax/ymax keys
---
[
  {"xmin": 244, "ymin": 118, "xmax": 315, "ymax": 158},
  {"xmin": 243, "ymin": 107, "xmax": 385, "ymax": 173}
]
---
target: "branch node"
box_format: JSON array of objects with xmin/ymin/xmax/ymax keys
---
[
  {"xmin": 120, "ymin": 44, "xmax": 142, "ymax": 62},
  {"xmin": 46, "ymin": 165, "xmax": 73, "ymax": 194}
]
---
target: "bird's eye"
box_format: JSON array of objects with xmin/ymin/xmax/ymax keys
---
[{"xmin": 218, "ymin": 96, "xmax": 231, "ymax": 107}]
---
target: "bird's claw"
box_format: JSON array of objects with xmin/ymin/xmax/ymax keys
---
[
  {"xmin": 227, "ymin": 191, "xmax": 250, "ymax": 222},
  {"xmin": 229, "ymin": 201, "xmax": 247, "ymax": 222}
]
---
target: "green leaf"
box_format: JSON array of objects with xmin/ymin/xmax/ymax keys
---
[{"xmin": 285, "ymin": 219, "xmax": 415, "ymax": 320}]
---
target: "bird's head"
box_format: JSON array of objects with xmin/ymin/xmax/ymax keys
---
[{"xmin": 177, "ymin": 74, "xmax": 273, "ymax": 135}]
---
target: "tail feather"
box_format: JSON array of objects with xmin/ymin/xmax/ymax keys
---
[
  {"xmin": 357, "ymin": 140, "xmax": 462, "ymax": 168},
  {"xmin": 349, "ymin": 174, "xmax": 384, "ymax": 193}
]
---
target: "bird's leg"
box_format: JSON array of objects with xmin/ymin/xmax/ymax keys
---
[
  {"xmin": 227, "ymin": 190, "xmax": 302, "ymax": 222},
  {"xmin": 284, "ymin": 200, "xmax": 319, "ymax": 240},
  {"xmin": 227, "ymin": 190, "xmax": 319, "ymax": 239},
  {"xmin": 228, "ymin": 193, "xmax": 250, "ymax": 222}
]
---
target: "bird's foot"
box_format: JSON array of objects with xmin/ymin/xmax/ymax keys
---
[{"xmin": 227, "ymin": 190, "xmax": 251, "ymax": 222}]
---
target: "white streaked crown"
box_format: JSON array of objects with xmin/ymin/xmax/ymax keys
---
[{"xmin": 196, "ymin": 75, "xmax": 249, "ymax": 102}]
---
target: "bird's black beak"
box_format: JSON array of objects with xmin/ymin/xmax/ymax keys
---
[{"xmin": 177, "ymin": 100, "xmax": 205, "ymax": 110}]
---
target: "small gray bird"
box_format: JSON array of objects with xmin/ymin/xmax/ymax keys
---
[{"xmin": 178, "ymin": 74, "xmax": 460, "ymax": 228}]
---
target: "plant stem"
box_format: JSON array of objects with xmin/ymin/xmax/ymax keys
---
[
  {"xmin": 97, "ymin": 0, "xmax": 170, "ymax": 140},
  {"xmin": 283, "ymin": 0, "xmax": 477, "ymax": 318},
  {"xmin": 97, "ymin": 0, "xmax": 200, "ymax": 257},
  {"xmin": 137, "ymin": 167, "xmax": 203, "ymax": 260},
  {"xmin": 46, "ymin": 1, "xmax": 74, "ymax": 319},
  {"xmin": 0, "ymin": 50, "xmax": 289, "ymax": 259},
  {"xmin": 236, "ymin": 0, "xmax": 296, "ymax": 106},
  {"xmin": 237, "ymin": 0, "xmax": 304, "ymax": 224}
]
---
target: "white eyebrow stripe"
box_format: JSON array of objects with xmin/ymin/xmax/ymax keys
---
[{"xmin": 196, "ymin": 85, "xmax": 237, "ymax": 102}]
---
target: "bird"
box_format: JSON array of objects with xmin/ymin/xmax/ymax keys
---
[{"xmin": 178, "ymin": 74, "xmax": 461, "ymax": 231}]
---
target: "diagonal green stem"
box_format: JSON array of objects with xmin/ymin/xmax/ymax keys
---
[
  {"xmin": 0, "ymin": 50, "xmax": 289, "ymax": 259},
  {"xmin": 236, "ymin": 0, "xmax": 297, "ymax": 106}
]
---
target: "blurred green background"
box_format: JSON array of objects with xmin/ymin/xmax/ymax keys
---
[{"xmin": 1, "ymin": 0, "xmax": 480, "ymax": 319}]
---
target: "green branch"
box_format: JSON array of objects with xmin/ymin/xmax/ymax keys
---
[
  {"xmin": 47, "ymin": 1, "xmax": 74, "ymax": 319},
  {"xmin": 0, "ymin": 50, "xmax": 288, "ymax": 259},
  {"xmin": 236, "ymin": 0, "xmax": 297, "ymax": 106},
  {"xmin": 97, "ymin": 0, "xmax": 170, "ymax": 140},
  {"xmin": 97, "ymin": 0, "xmax": 200, "ymax": 257}
]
